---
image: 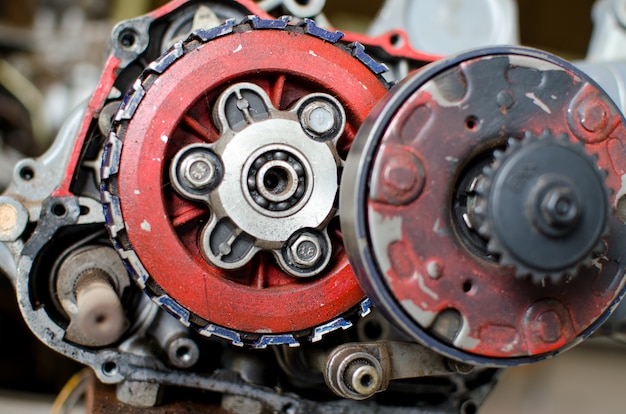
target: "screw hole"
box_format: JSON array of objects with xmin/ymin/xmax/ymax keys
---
[
  {"xmin": 19, "ymin": 166, "xmax": 35, "ymax": 181},
  {"xmin": 176, "ymin": 345, "xmax": 191, "ymax": 362},
  {"xmin": 80, "ymin": 205, "xmax": 90, "ymax": 216},
  {"xmin": 118, "ymin": 28, "xmax": 138, "ymax": 49},
  {"xmin": 52, "ymin": 203, "xmax": 67, "ymax": 217},
  {"xmin": 390, "ymin": 33, "xmax": 404, "ymax": 48},
  {"xmin": 464, "ymin": 116, "xmax": 479, "ymax": 131},
  {"xmin": 102, "ymin": 361, "xmax": 118, "ymax": 376},
  {"xmin": 462, "ymin": 280, "xmax": 473, "ymax": 293},
  {"xmin": 360, "ymin": 373, "xmax": 373, "ymax": 387},
  {"xmin": 282, "ymin": 403, "xmax": 296, "ymax": 414},
  {"xmin": 460, "ymin": 400, "xmax": 478, "ymax": 414}
]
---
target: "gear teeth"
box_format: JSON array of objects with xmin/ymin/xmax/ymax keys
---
[{"xmin": 474, "ymin": 129, "xmax": 610, "ymax": 284}]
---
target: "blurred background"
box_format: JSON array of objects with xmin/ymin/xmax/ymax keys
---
[{"xmin": 1, "ymin": 0, "xmax": 624, "ymax": 413}]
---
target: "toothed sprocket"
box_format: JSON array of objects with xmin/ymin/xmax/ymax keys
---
[{"xmin": 473, "ymin": 130, "xmax": 610, "ymax": 284}]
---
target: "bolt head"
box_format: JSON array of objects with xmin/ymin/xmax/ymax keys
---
[
  {"xmin": 301, "ymin": 101, "xmax": 336, "ymax": 136},
  {"xmin": 578, "ymin": 102, "xmax": 608, "ymax": 133},
  {"xmin": 535, "ymin": 310, "xmax": 562, "ymax": 343},
  {"xmin": 290, "ymin": 233, "xmax": 323, "ymax": 268},
  {"xmin": 180, "ymin": 152, "xmax": 217, "ymax": 190},
  {"xmin": 541, "ymin": 186, "xmax": 581, "ymax": 229}
]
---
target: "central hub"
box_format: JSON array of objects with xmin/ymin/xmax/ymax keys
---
[
  {"xmin": 245, "ymin": 146, "xmax": 309, "ymax": 216},
  {"xmin": 170, "ymin": 82, "xmax": 346, "ymax": 277}
]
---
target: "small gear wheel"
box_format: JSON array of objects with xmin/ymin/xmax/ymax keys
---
[{"xmin": 473, "ymin": 130, "xmax": 610, "ymax": 284}]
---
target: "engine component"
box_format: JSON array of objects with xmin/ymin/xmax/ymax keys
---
[
  {"xmin": 8, "ymin": 1, "xmax": 626, "ymax": 412},
  {"xmin": 101, "ymin": 15, "xmax": 389, "ymax": 347},
  {"xmin": 56, "ymin": 245, "xmax": 130, "ymax": 347},
  {"xmin": 3, "ymin": 1, "xmax": 495, "ymax": 412},
  {"xmin": 341, "ymin": 46, "xmax": 626, "ymax": 366},
  {"xmin": 319, "ymin": 340, "xmax": 471, "ymax": 401}
]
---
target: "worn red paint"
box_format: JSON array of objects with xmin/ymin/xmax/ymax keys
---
[{"xmin": 116, "ymin": 28, "xmax": 388, "ymax": 333}]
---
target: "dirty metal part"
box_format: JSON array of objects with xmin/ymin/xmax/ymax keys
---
[
  {"xmin": 4, "ymin": 104, "xmax": 85, "ymax": 221},
  {"xmin": 101, "ymin": 16, "xmax": 388, "ymax": 345},
  {"xmin": 341, "ymin": 46, "xmax": 626, "ymax": 366},
  {"xmin": 56, "ymin": 245, "xmax": 130, "ymax": 347},
  {"xmin": 150, "ymin": 311, "xmax": 200, "ymax": 369},
  {"xmin": 3, "ymin": 2, "xmax": 498, "ymax": 412},
  {"xmin": 158, "ymin": 1, "xmax": 260, "ymax": 53},
  {"xmin": 320, "ymin": 341, "xmax": 464, "ymax": 400},
  {"xmin": 84, "ymin": 364, "xmax": 490, "ymax": 413},
  {"xmin": 117, "ymin": 379, "xmax": 163, "ymax": 407},
  {"xmin": 368, "ymin": 0, "xmax": 519, "ymax": 56},
  {"xmin": 473, "ymin": 131, "xmax": 609, "ymax": 283},
  {"xmin": 221, "ymin": 394, "xmax": 265, "ymax": 414}
]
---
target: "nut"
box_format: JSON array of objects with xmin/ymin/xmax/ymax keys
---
[
  {"xmin": 290, "ymin": 233, "xmax": 323, "ymax": 268},
  {"xmin": 180, "ymin": 151, "xmax": 218, "ymax": 190},
  {"xmin": 300, "ymin": 101, "xmax": 337, "ymax": 136},
  {"xmin": 541, "ymin": 186, "xmax": 581, "ymax": 229}
]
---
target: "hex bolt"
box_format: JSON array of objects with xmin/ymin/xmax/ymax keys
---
[
  {"xmin": 290, "ymin": 233, "xmax": 323, "ymax": 268},
  {"xmin": 300, "ymin": 100, "xmax": 337, "ymax": 136},
  {"xmin": 541, "ymin": 187, "xmax": 581, "ymax": 229},
  {"xmin": 180, "ymin": 151, "xmax": 218, "ymax": 190}
]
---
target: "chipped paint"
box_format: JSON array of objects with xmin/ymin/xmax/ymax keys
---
[
  {"xmin": 453, "ymin": 315, "xmax": 480, "ymax": 350},
  {"xmin": 614, "ymin": 174, "xmax": 626, "ymax": 208},
  {"xmin": 160, "ymin": 134, "xmax": 168, "ymax": 143},
  {"xmin": 509, "ymin": 55, "xmax": 564, "ymax": 72},
  {"xmin": 368, "ymin": 210, "xmax": 403, "ymax": 276},
  {"xmin": 140, "ymin": 220, "xmax": 151, "ymax": 232},
  {"xmin": 525, "ymin": 92, "xmax": 552, "ymax": 114},
  {"xmin": 422, "ymin": 81, "xmax": 464, "ymax": 108},
  {"xmin": 308, "ymin": 50, "xmax": 318, "ymax": 57},
  {"xmin": 415, "ymin": 272, "xmax": 439, "ymax": 300},
  {"xmin": 233, "ymin": 44, "xmax": 243, "ymax": 53},
  {"xmin": 401, "ymin": 299, "xmax": 437, "ymax": 326}
]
